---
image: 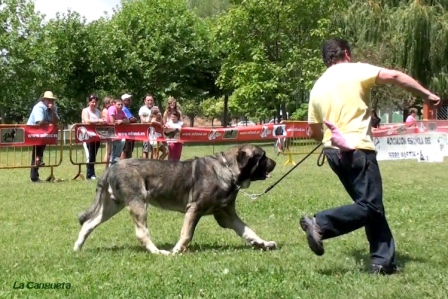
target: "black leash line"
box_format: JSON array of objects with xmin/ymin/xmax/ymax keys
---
[{"xmin": 240, "ymin": 142, "xmax": 324, "ymax": 200}]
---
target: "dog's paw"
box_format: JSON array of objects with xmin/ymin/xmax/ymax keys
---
[
  {"xmin": 252, "ymin": 240, "xmax": 277, "ymax": 251},
  {"xmin": 263, "ymin": 241, "xmax": 278, "ymax": 250},
  {"xmin": 171, "ymin": 246, "xmax": 188, "ymax": 255},
  {"xmin": 155, "ymin": 249, "xmax": 172, "ymax": 256},
  {"xmin": 73, "ymin": 243, "xmax": 82, "ymax": 252}
]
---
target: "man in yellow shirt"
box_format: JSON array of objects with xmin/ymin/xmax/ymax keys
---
[{"xmin": 301, "ymin": 38, "xmax": 441, "ymax": 275}]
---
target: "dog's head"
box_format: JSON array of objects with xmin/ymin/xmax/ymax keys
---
[
  {"xmin": 229, "ymin": 144, "xmax": 276, "ymax": 188},
  {"xmin": 275, "ymin": 126, "xmax": 284, "ymax": 136}
]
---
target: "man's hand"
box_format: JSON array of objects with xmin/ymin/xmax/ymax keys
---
[
  {"xmin": 427, "ymin": 93, "xmax": 441, "ymax": 106},
  {"xmin": 307, "ymin": 123, "xmax": 324, "ymax": 142},
  {"xmin": 37, "ymin": 120, "xmax": 50, "ymax": 126}
]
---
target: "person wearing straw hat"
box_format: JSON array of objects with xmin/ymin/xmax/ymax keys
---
[{"xmin": 27, "ymin": 91, "xmax": 60, "ymax": 182}]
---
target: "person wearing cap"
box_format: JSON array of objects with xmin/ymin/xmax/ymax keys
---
[
  {"xmin": 27, "ymin": 91, "xmax": 60, "ymax": 182},
  {"xmin": 120, "ymin": 93, "xmax": 138, "ymax": 159}
]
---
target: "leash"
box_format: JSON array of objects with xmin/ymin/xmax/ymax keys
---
[{"xmin": 239, "ymin": 143, "xmax": 324, "ymax": 200}]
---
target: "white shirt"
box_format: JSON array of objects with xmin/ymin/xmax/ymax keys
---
[{"xmin": 139, "ymin": 105, "xmax": 153, "ymax": 123}]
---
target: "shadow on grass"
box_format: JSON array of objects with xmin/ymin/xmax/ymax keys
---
[
  {"xmin": 318, "ymin": 248, "xmax": 426, "ymax": 276},
  {"xmin": 86, "ymin": 242, "xmax": 280, "ymax": 254},
  {"xmin": 348, "ymin": 248, "xmax": 426, "ymax": 271}
]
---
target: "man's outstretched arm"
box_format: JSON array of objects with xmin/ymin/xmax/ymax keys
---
[{"xmin": 376, "ymin": 69, "xmax": 441, "ymax": 105}]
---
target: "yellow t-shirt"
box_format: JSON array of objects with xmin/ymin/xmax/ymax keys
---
[{"xmin": 308, "ymin": 62, "xmax": 383, "ymax": 151}]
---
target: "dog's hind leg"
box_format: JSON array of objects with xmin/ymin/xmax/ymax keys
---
[
  {"xmin": 172, "ymin": 205, "xmax": 202, "ymax": 254},
  {"xmin": 128, "ymin": 201, "xmax": 170, "ymax": 255},
  {"xmin": 213, "ymin": 205, "xmax": 277, "ymax": 250},
  {"xmin": 73, "ymin": 194, "xmax": 125, "ymax": 252}
]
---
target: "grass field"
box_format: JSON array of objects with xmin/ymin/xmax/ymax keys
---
[{"xmin": 0, "ymin": 144, "xmax": 447, "ymax": 299}]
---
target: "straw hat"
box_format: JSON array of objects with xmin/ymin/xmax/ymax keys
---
[{"xmin": 42, "ymin": 91, "xmax": 57, "ymax": 100}]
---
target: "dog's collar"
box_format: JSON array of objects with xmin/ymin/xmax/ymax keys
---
[{"xmin": 220, "ymin": 154, "xmax": 240, "ymax": 191}]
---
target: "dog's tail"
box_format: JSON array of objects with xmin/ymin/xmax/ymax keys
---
[{"xmin": 78, "ymin": 167, "xmax": 111, "ymax": 226}]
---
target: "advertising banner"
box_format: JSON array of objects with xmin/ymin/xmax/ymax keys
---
[
  {"xmin": 0, "ymin": 125, "xmax": 58, "ymax": 147},
  {"xmin": 72, "ymin": 122, "xmax": 310, "ymax": 144}
]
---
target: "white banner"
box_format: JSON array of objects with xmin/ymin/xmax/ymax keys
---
[{"xmin": 374, "ymin": 133, "xmax": 448, "ymax": 162}]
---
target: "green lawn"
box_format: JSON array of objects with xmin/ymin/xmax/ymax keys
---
[{"xmin": 0, "ymin": 144, "xmax": 447, "ymax": 299}]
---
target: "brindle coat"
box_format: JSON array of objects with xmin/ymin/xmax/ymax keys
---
[{"xmin": 73, "ymin": 144, "xmax": 277, "ymax": 255}]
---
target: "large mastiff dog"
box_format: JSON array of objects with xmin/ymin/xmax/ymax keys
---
[{"xmin": 73, "ymin": 144, "xmax": 277, "ymax": 255}]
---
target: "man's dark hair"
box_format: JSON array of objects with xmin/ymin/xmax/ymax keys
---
[{"xmin": 321, "ymin": 38, "xmax": 351, "ymax": 67}]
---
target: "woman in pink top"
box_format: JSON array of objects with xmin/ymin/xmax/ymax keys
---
[{"xmin": 107, "ymin": 98, "xmax": 129, "ymax": 164}]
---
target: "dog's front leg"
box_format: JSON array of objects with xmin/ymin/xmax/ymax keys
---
[
  {"xmin": 129, "ymin": 202, "xmax": 170, "ymax": 255},
  {"xmin": 172, "ymin": 206, "xmax": 202, "ymax": 254},
  {"xmin": 214, "ymin": 206, "xmax": 277, "ymax": 250}
]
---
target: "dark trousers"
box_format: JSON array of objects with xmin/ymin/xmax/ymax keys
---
[
  {"xmin": 86, "ymin": 141, "xmax": 101, "ymax": 178},
  {"xmin": 30, "ymin": 145, "xmax": 46, "ymax": 181},
  {"xmin": 122, "ymin": 140, "xmax": 135, "ymax": 158},
  {"xmin": 315, "ymin": 148, "xmax": 396, "ymax": 266}
]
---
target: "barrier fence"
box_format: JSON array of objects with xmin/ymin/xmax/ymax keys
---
[
  {"xmin": 1, "ymin": 121, "xmax": 448, "ymax": 182},
  {"xmin": 0, "ymin": 124, "xmax": 63, "ymax": 182}
]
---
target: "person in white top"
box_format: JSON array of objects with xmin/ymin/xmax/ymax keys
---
[
  {"xmin": 164, "ymin": 110, "xmax": 184, "ymax": 161},
  {"xmin": 81, "ymin": 94, "xmax": 106, "ymax": 180},
  {"xmin": 139, "ymin": 94, "xmax": 155, "ymax": 158}
]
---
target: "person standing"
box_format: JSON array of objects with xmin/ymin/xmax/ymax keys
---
[
  {"xmin": 27, "ymin": 91, "xmax": 60, "ymax": 182},
  {"xmin": 101, "ymin": 96, "xmax": 113, "ymax": 168},
  {"xmin": 81, "ymin": 94, "xmax": 106, "ymax": 180},
  {"xmin": 107, "ymin": 98, "xmax": 129, "ymax": 165},
  {"xmin": 120, "ymin": 93, "xmax": 138, "ymax": 159},
  {"xmin": 301, "ymin": 38, "xmax": 441, "ymax": 275},
  {"xmin": 138, "ymin": 94, "xmax": 155, "ymax": 158}
]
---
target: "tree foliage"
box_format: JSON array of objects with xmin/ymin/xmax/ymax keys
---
[
  {"xmin": 0, "ymin": 0, "xmax": 446, "ymax": 125},
  {"xmin": 337, "ymin": 0, "xmax": 448, "ymax": 110},
  {"xmin": 214, "ymin": 0, "xmax": 344, "ymax": 121}
]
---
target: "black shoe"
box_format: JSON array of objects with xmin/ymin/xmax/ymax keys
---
[
  {"xmin": 300, "ymin": 216, "xmax": 324, "ymax": 256},
  {"xmin": 370, "ymin": 264, "xmax": 398, "ymax": 275}
]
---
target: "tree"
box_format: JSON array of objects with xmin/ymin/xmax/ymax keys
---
[
  {"xmin": 214, "ymin": 0, "xmax": 344, "ymax": 123},
  {"xmin": 0, "ymin": 0, "xmax": 46, "ymax": 123},
  {"xmin": 40, "ymin": 11, "xmax": 95, "ymax": 124},
  {"xmin": 336, "ymin": 0, "xmax": 448, "ymax": 112},
  {"xmin": 90, "ymin": 0, "xmax": 218, "ymax": 122},
  {"xmin": 200, "ymin": 97, "xmax": 224, "ymax": 126},
  {"xmin": 187, "ymin": 0, "xmax": 231, "ymax": 18}
]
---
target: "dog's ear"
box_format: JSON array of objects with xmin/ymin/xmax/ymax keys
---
[{"xmin": 237, "ymin": 149, "xmax": 251, "ymax": 169}]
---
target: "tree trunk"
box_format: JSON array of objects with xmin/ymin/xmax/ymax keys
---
[
  {"xmin": 188, "ymin": 114, "xmax": 195, "ymax": 127},
  {"xmin": 281, "ymin": 102, "xmax": 288, "ymax": 120},
  {"xmin": 223, "ymin": 94, "xmax": 229, "ymax": 128}
]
